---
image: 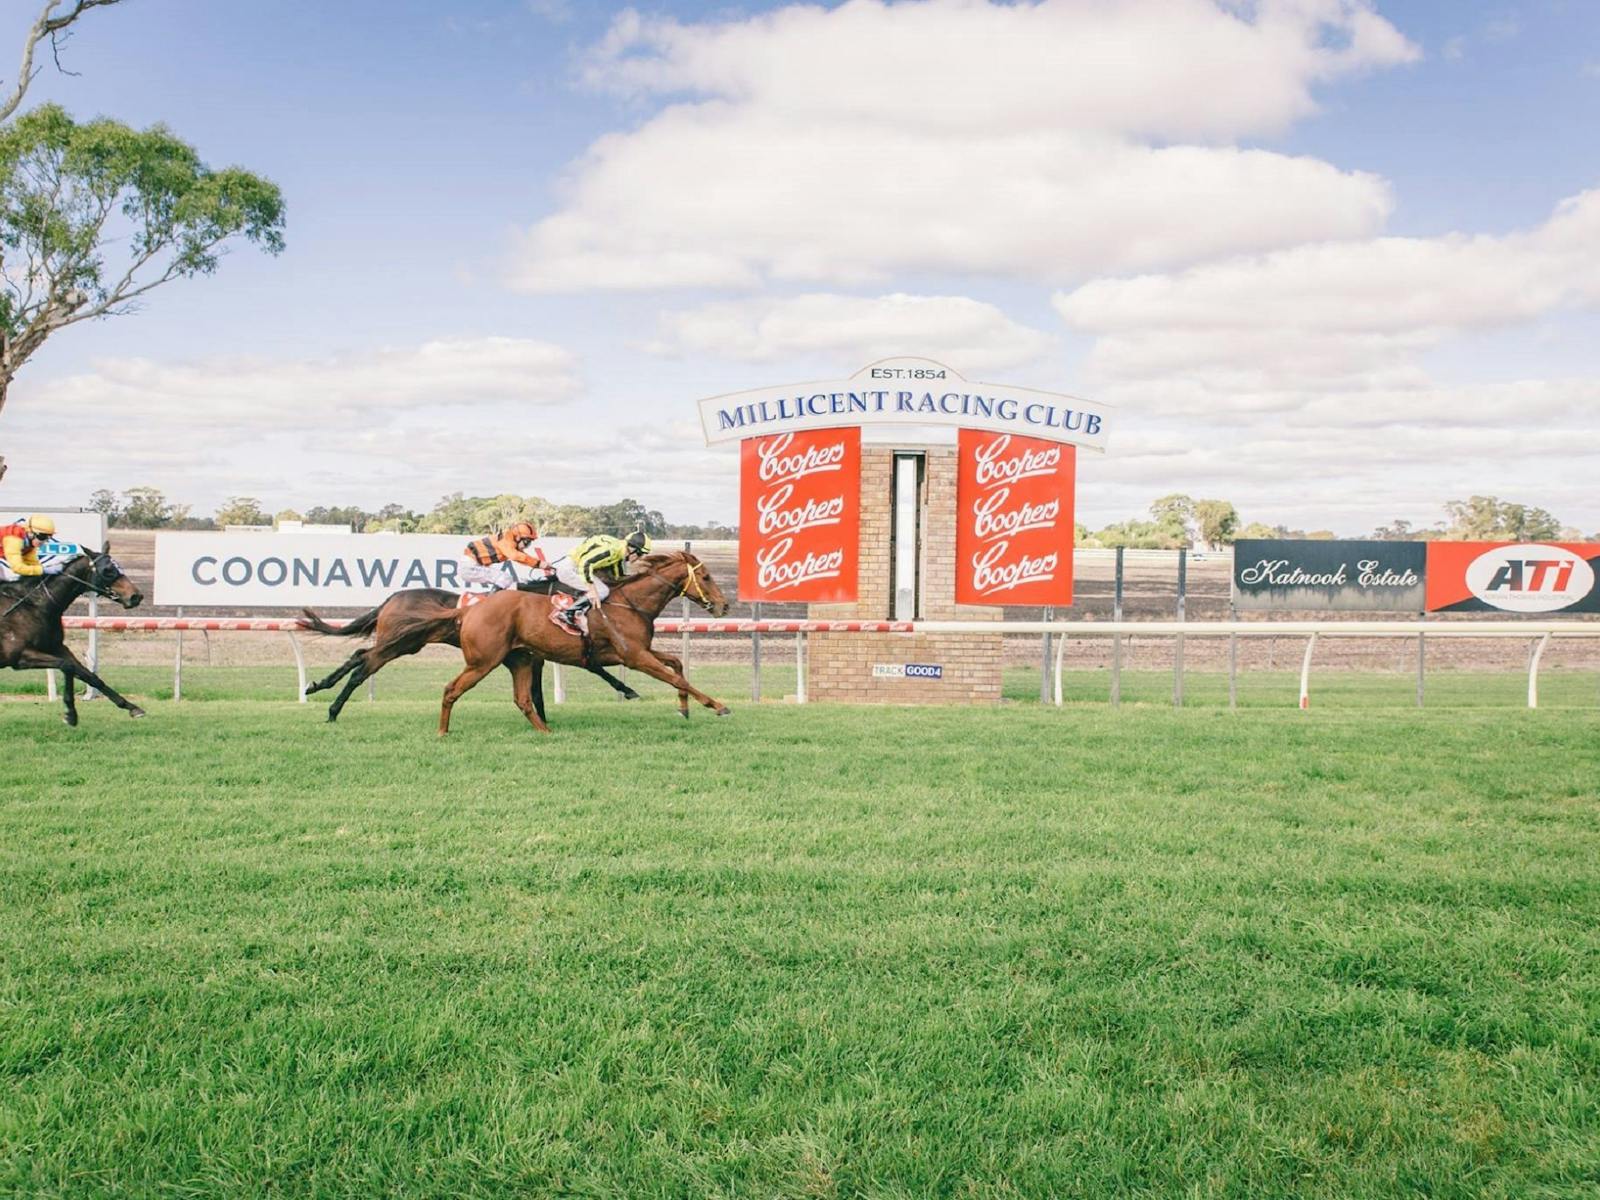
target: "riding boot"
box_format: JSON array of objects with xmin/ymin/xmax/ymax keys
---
[{"xmin": 561, "ymin": 597, "xmax": 592, "ymax": 635}]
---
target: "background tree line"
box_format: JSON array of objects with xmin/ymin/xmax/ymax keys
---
[
  {"xmin": 86, "ymin": 486, "xmax": 1592, "ymax": 547},
  {"xmin": 1083, "ymin": 493, "xmax": 1593, "ymax": 549},
  {"xmin": 87, "ymin": 487, "xmax": 737, "ymax": 539}
]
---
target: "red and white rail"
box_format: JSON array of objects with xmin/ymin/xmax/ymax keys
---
[{"xmin": 51, "ymin": 615, "xmax": 1600, "ymax": 709}]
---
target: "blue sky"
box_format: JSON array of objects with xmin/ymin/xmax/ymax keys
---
[{"xmin": 4, "ymin": 0, "xmax": 1598, "ymax": 534}]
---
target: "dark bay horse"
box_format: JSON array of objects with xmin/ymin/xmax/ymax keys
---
[
  {"xmin": 434, "ymin": 551, "xmax": 731, "ymax": 735},
  {"xmin": 0, "ymin": 550, "xmax": 146, "ymax": 724},
  {"xmin": 299, "ymin": 584, "xmax": 640, "ymax": 722}
]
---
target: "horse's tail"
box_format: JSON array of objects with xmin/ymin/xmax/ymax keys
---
[
  {"xmin": 381, "ymin": 605, "xmax": 464, "ymax": 654},
  {"xmin": 299, "ymin": 605, "xmax": 382, "ymax": 638}
]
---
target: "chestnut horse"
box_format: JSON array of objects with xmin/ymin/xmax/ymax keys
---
[
  {"xmin": 436, "ymin": 551, "xmax": 731, "ymax": 735},
  {"xmin": 0, "ymin": 549, "xmax": 146, "ymax": 725},
  {"xmin": 299, "ymin": 584, "xmax": 639, "ymax": 722}
]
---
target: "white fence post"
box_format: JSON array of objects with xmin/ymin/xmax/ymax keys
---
[
  {"xmin": 750, "ymin": 602, "xmax": 762, "ymax": 702},
  {"xmin": 285, "ymin": 631, "xmax": 307, "ymax": 702},
  {"xmin": 1053, "ymin": 625, "xmax": 1067, "ymax": 707},
  {"xmin": 795, "ymin": 632, "xmax": 807, "ymax": 704},
  {"xmin": 85, "ymin": 595, "xmax": 100, "ymax": 700},
  {"xmin": 1528, "ymin": 633, "xmax": 1551, "ymax": 709},
  {"xmin": 1227, "ymin": 602, "xmax": 1238, "ymax": 711},
  {"xmin": 1299, "ymin": 633, "xmax": 1318, "ymax": 710},
  {"xmin": 1111, "ymin": 547, "xmax": 1124, "ymax": 708},
  {"xmin": 173, "ymin": 606, "xmax": 183, "ymax": 702}
]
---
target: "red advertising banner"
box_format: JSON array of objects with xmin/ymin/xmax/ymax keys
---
[
  {"xmin": 1426, "ymin": 541, "xmax": 1600, "ymax": 613},
  {"xmin": 955, "ymin": 429, "xmax": 1075, "ymax": 606},
  {"xmin": 739, "ymin": 429, "xmax": 860, "ymax": 603}
]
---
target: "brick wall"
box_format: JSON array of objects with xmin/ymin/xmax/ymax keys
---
[{"xmin": 808, "ymin": 443, "xmax": 1003, "ymax": 704}]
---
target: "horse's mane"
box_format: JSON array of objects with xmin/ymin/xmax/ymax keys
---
[
  {"xmin": 637, "ymin": 550, "xmax": 695, "ymax": 570},
  {"xmin": 612, "ymin": 549, "xmax": 697, "ymax": 589}
]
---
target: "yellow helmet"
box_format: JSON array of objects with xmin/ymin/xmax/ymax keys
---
[{"xmin": 26, "ymin": 514, "xmax": 56, "ymax": 537}]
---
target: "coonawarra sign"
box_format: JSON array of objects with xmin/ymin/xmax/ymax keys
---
[
  {"xmin": 1232, "ymin": 539, "xmax": 1426, "ymax": 612},
  {"xmin": 738, "ymin": 429, "xmax": 861, "ymax": 602},
  {"xmin": 154, "ymin": 532, "xmax": 579, "ymax": 607},
  {"xmin": 955, "ymin": 430, "xmax": 1075, "ymax": 605},
  {"xmin": 1426, "ymin": 542, "xmax": 1600, "ymax": 613}
]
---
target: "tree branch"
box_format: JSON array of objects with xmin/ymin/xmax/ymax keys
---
[{"xmin": 1, "ymin": 0, "xmax": 124, "ymax": 123}]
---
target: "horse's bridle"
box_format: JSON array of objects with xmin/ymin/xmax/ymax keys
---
[{"xmin": 606, "ymin": 556, "xmax": 718, "ymax": 617}]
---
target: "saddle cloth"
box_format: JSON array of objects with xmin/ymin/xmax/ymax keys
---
[{"xmin": 548, "ymin": 592, "xmax": 587, "ymax": 636}]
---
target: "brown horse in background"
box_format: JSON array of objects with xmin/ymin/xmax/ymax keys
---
[
  {"xmin": 431, "ymin": 551, "xmax": 731, "ymax": 734},
  {"xmin": 299, "ymin": 584, "xmax": 640, "ymax": 721}
]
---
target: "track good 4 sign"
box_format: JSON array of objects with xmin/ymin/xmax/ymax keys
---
[{"xmin": 955, "ymin": 431, "xmax": 1075, "ymax": 605}]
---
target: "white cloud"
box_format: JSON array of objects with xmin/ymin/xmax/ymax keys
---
[
  {"xmin": 644, "ymin": 292, "xmax": 1054, "ymax": 370},
  {"xmin": 1, "ymin": 337, "xmax": 588, "ymax": 509},
  {"xmin": 1053, "ymin": 187, "xmax": 1600, "ymax": 404},
  {"xmin": 18, "ymin": 337, "xmax": 581, "ymax": 431},
  {"xmin": 512, "ymin": 0, "xmax": 1416, "ymax": 291}
]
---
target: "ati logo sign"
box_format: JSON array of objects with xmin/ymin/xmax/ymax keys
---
[{"xmin": 1464, "ymin": 544, "xmax": 1596, "ymax": 613}]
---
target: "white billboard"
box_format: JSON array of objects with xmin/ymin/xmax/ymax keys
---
[{"xmin": 155, "ymin": 532, "xmax": 578, "ymax": 608}]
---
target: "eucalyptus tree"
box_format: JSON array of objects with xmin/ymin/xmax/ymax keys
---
[{"xmin": 0, "ymin": 104, "xmax": 284, "ymax": 479}]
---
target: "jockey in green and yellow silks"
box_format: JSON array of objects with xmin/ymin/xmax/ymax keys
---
[{"xmin": 553, "ymin": 530, "xmax": 652, "ymax": 630}]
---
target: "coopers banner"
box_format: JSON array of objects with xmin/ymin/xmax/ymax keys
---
[
  {"xmin": 1426, "ymin": 542, "xmax": 1600, "ymax": 613},
  {"xmin": 155, "ymin": 532, "xmax": 578, "ymax": 607},
  {"xmin": 1233, "ymin": 539, "xmax": 1426, "ymax": 612},
  {"xmin": 955, "ymin": 430, "xmax": 1075, "ymax": 605},
  {"xmin": 738, "ymin": 428, "xmax": 860, "ymax": 602}
]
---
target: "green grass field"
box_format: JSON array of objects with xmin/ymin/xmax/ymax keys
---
[{"xmin": 2, "ymin": 666, "xmax": 1599, "ymax": 1197}]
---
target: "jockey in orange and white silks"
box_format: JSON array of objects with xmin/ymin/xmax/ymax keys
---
[{"xmin": 459, "ymin": 521, "xmax": 548, "ymax": 599}]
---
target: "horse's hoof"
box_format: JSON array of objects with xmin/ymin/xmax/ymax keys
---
[
  {"xmin": 623, "ymin": 691, "xmax": 642, "ymax": 701},
  {"xmin": 62, "ymin": 712, "xmax": 78, "ymax": 727},
  {"xmin": 678, "ymin": 709, "xmax": 690, "ymax": 720},
  {"xmin": 715, "ymin": 706, "xmax": 732, "ymax": 717},
  {"xmin": 129, "ymin": 707, "xmax": 147, "ymax": 720},
  {"xmin": 325, "ymin": 713, "xmax": 339, "ymax": 724}
]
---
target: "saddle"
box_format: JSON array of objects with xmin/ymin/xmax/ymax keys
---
[{"xmin": 547, "ymin": 592, "xmax": 588, "ymax": 637}]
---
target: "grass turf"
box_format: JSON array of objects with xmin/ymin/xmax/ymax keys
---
[{"xmin": 1, "ymin": 671, "xmax": 1598, "ymax": 1197}]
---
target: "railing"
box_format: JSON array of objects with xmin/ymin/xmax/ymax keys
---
[{"xmin": 51, "ymin": 616, "xmax": 1600, "ymax": 710}]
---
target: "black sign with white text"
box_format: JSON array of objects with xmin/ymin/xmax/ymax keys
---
[{"xmin": 1232, "ymin": 539, "xmax": 1426, "ymax": 612}]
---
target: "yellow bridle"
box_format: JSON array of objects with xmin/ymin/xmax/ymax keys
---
[{"xmin": 680, "ymin": 559, "xmax": 713, "ymax": 608}]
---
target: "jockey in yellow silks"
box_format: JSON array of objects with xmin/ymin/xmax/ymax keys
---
[
  {"xmin": 0, "ymin": 514, "xmax": 56, "ymax": 578},
  {"xmin": 553, "ymin": 530, "xmax": 652, "ymax": 630}
]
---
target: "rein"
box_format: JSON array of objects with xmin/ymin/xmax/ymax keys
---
[{"xmin": 603, "ymin": 557, "xmax": 715, "ymax": 620}]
